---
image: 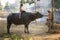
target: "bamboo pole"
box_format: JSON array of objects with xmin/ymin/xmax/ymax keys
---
[
  {"xmin": 34, "ymin": 0, "xmax": 37, "ymax": 24},
  {"xmin": 52, "ymin": 0, "xmax": 54, "ymax": 30}
]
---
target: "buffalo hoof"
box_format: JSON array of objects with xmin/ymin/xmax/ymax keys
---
[
  {"xmin": 7, "ymin": 32, "xmax": 11, "ymax": 35},
  {"xmin": 26, "ymin": 31, "xmax": 30, "ymax": 34},
  {"xmin": 24, "ymin": 31, "xmax": 29, "ymax": 34},
  {"xmin": 24, "ymin": 31, "xmax": 27, "ymax": 33}
]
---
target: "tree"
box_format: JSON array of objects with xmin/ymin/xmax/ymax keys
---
[
  {"xmin": 54, "ymin": 0, "xmax": 60, "ymax": 8},
  {"xmin": 0, "ymin": 2, "xmax": 2, "ymax": 10},
  {"xmin": 20, "ymin": 0, "xmax": 25, "ymax": 4},
  {"xmin": 30, "ymin": 0, "xmax": 34, "ymax": 4},
  {"xmin": 26, "ymin": 0, "xmax": 34, "ymax": 4},
  {"xmin": 4, "ymin": 2, "xmax": 10, "ymax": 12}
]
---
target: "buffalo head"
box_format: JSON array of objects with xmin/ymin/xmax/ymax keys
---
[{"xmin": 34, "ymin": 12, "xmax": 43, "ymax": 18}]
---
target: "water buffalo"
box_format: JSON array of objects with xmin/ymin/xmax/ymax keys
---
[{"xmin": 7, "ymin": 11, "xmax": 43, "ymax": 34}]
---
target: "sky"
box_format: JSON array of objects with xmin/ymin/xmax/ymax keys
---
[{"xmin": 1, "ymin": 0, "xmax": 15, "ymax": 6}]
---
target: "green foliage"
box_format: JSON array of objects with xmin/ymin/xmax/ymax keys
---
[
  {"xmin": 20, "ymin": 0, "xmax": 25, "ymax": 4},
  {"xmin": 1, "ymin": 33, "xmax": 23, "ymax": 40},
  {"xmin": 6, "ymin": 2, "xmax": 9, "ymax": 6},
  {"xmin": 54, "ymin": 0, "xmax": 60, "ymax": 8},
  {"xmin": 11, "ymin": 34, "xmax": 19, "ymax": 40},
  {"xmin": 26, "ymin": 0, "xmax": 29, "ymax": 3},
  {"xmin": 20, "ymin": 0, "xmax": 34, "ymax": 4},
  {"xmin": 29, "ymin": 0, "xmax": 34, "ymax": 4},
  {"xmin": 4, "ymin": 1, "xmax": 10, "ymax": 12},
  {"xmin": 0, "ymin": 2, "xmax": 2, "ymax": 10},
  {"xmin": 4, "ymin": 2, "xmax": 10, "ymax": 10},
  {"xmin": 5, "ymin": 2, "xmax": 10, "ymax": 7},
  {"xmin": 23, "ymin": 36, "xmax": 30, "ymax": 40},
  {"xmin": 26, "ymin": 0, "xmax": 34, "ymax": 4}
]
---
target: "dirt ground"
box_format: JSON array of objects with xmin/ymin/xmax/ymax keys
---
[{"xmin": 0, "ymin": 20, "xmax": 60, "ymax": 40}]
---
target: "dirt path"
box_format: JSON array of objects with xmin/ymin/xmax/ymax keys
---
[{"xmin": 0, "ymin": 20, "xmax": 60, "ymax": 40}]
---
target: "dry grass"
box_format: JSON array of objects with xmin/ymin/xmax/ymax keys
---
[{"xmin": 53, "ymin": 23, "xmax": 60, "ymax": 32}]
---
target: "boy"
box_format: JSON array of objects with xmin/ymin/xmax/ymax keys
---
[
  {"xmin": 20, "ymin": 3, "xmax": 23, "ymax": 15},
  {"xmin": 47, "ymin": 10, "xmax": 53, "ymax": 32}
]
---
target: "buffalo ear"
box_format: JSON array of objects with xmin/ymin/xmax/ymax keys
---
[
  {"xmin": 34, "ymin": 12, "xmax": 40, "ymax": 16},
  {"xmin": 36, "ymin": 12, "xmax": 40, "ymax": 14},
  {"xmin": 36, "ymin": 12, "xmax": 40, "ymax": 15}
]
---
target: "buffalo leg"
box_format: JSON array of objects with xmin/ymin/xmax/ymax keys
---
[
  {"xmin": 24, "ymin": 26, "xmax": 27, "ymax": 33},
  {"xmin": 26, "ymin": 26, "xmax": 29, "ymax": 33},
  {"xmin": 7, "ymin": 23, "xmax": 11, "ymax": 34},
  {"xmin": 25, "ymin": 25, "xmax": 29, "ymax": 33}
]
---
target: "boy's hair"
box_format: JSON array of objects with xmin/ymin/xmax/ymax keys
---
[
  {"xmin": 47, "ymin": 10, "xmax": 51, "ymax": 13},
  {"xmin": 20, "ymin": 4, "xmax": 23, "ymax": 6}
]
